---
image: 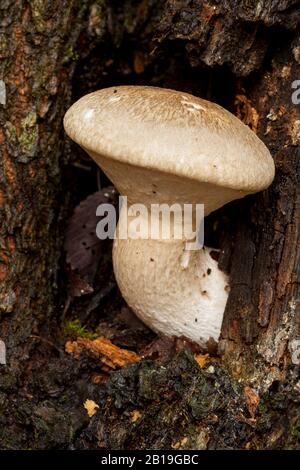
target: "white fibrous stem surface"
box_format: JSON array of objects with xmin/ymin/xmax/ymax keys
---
[{"xmin": 113, "ymin": 231, "xmax": 229, "ymax": 346}]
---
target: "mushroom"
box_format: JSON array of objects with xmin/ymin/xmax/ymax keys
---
[{"xmin": 64, "ymin": 86, "xmax": 275, "ymax": 347}]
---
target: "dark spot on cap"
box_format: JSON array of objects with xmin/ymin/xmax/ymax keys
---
[
  {"xmin": 114, "ymin": 89, "xmax": 117, "ymax": 93},
  {"xmin": 195, "ymin": 318, "xmax": 198, "ymax": 322},
  {"xmin": 150, "ymin": 258, "xmax": 154, "ymax": 262},
  {"xmin": 207, "ymin": 268, "xmax": 212, "ymax": 275}
]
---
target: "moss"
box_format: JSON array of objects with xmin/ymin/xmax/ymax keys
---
[
  {"xmin": 65, "ymin": 46, "xmax": 80, "ymax": 62},
  {"xmin": 0, "ymin": 33, "xmax": 8, "ymax": 58},
  {"xmin": 29, "ymin": 0, "xmax": 47, "ymax": 33},
  {"xmin": 5, "ymin": 121, "xmax": 17, "ymax": 143},
  {"xmin": 4, "ymin": 113, "xmax": 39, "ymax": 160},
  {"xmin": 64, "ymin": 319, "xmax": 98, "ymax": 340},
  {"xmin": 19, "ymin": 112, "xmax": 38, "ymax": 157}
]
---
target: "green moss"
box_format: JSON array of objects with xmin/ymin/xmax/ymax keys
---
[
  {"xmin": 5, "ymin": 113, "xmax": 39, "ymax": 159},
  {"xmin": 5, "ymin": 121, "xmax": 17, "ymax": 143},
  {"xmin": 29, "ymin": 0, "xmax": 47, "ymax": 33},
  {"xmin": 65, "ymin": 46, "xmax": 79, "ymax": 62},
  {"xmin": 19, "ymin": 112, "xmax": 38, "ymax": 156},
  {"xmin": 64, "ymin": 319, "xmax": 98, "ymax": 340},
  {"xmin": 0, "ymin": 33, "xmax": 8, "ymax": 58}
]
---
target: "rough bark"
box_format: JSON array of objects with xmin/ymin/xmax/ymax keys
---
[
  {"xmin": 0, "ymin": 0, "xmax": 299, "ymax": 450},
  {"xmin": 0, "ymin": 0, "xmax": 94, "ymax": 447}
]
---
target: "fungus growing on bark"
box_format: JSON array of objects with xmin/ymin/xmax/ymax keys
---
[{"xmin": 64, "ymin": 86, "xmax": 274, "ymax": 347}]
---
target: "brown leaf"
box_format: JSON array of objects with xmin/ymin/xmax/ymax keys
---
[
  {"xmin": 209, "ymin": 250, "xmax": 220, "ymax": 262},
  {"xmin": 171, "ymin": 437, "xmax": 188, "ymax": 449},
  {"xmin": 142, "ymin": 335, "xmax": 201, "ymax": 364},
  {"xmin": 64, "ymin": 187, "xmax": 118, "ymax": 283},
  {"xmin": 65, "ymin": 336, "xmax": 141, "ymax": 371},
  {"xmin": 66, "ymin": 268, "xmax": 94, "ymax": 298},
  {"xmin": 117, "ymin": 306, "xmax": 148, "ymax": 329},
  {"xmin": 194, "ymin": 353, "xmax": 210, "ymax": 369},
  {"xmin": 130, "ymin": 410, "xmax": 142, "ymax": 423},
  {"xmin": 84, "ymin": 399, "xmax": 99, "ymax": 418}
]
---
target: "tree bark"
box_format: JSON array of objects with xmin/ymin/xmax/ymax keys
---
[
  {"xmin": 0, "ymin": 0, "xmax": 299, "ymax": 450},
  {"xmin": 0, "ymin": 0, "xmax": 94, "ymax": 448}
]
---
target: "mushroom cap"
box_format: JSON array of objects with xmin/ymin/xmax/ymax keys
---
[{"xmin": 64, "ymin": 85, "xmax": 274, "ymax": 193}]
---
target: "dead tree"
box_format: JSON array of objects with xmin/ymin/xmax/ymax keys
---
[{"xmin": 0, "ymin": 0, "xmax": 299, "ymax": 450}]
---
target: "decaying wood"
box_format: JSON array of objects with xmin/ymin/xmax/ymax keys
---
[
  {"xmin": 65, "ymin": 336, "xmax": 141, "ymax": 370},
  {"xmin": 0, "ymin": 0, "xmax": 299, "ymax": 450},
  {"xmin": 220, "ymin": 44, "xmax": 300, "ymax": 385}
]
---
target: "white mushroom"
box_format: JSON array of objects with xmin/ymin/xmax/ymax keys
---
[{"xmin": 64, "ymin": 86, "xmax": 275, "ymax": 347}]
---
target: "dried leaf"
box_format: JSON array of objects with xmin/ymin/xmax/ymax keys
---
[
  {"xmin": 64, "ymin": 187, "xmax": 117, "ymax": 283},
  {"xmin": 65, "ymin": 336, "xmax": 141, "ymax": 371},
  {"xmin": 209, "ymin": 250, "xmax": 220, "ymax": 262},
  {"xmin": 194, "ymin": 353, "xmax": 210, "ymax": 369},
  {"xmin": 130, "ymin": 410, "xmax": 142, "ymax": 423},
  {"xmin": 84, "ymin": 399, "xmax": 99, "ymax": 418},
  {"xmin": 171, "ymin": 437, "xmax": 188, "ymax": 449},
  {"xmin": 142, "ymin": 334, "xmax": 202, "ymax": 364},
  {"xmin": 66, "ymin": 269, "xmax": 94, "ymax": 298}
]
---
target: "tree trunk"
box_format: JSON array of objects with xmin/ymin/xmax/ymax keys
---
[{"xmin": 0, "ymin": 0, "xmax": 299, "ymax": 450}]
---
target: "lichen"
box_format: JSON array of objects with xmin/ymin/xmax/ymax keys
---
[
  {"xmin": 19, "ymin": 112, "xmax": 38, "ymax": 157},
  {"xmin": 29, "ymin": 0, "xmax": 47, "ymax": 33},
  {"xmin": 5, "ymin": 121, "xmax": 17, "ymax": 143}
]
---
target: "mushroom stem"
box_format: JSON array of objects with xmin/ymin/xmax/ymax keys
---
[{"xmin": 113, "ymin": 204, "xmax": 229, "ymax": 347}]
